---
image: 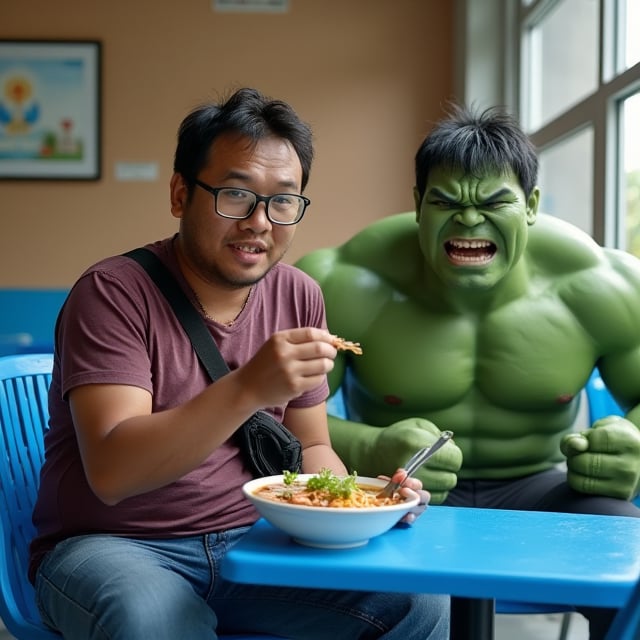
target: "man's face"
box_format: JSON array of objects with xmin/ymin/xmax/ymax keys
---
[
  {"xmin": 170, "ymin": 132, "xmax": 303, "ymax": 289},
  {"xmin": 414, "ymin": 166, "xmax": 540, "ymax": 290}
]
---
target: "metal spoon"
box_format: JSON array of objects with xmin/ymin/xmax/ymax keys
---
[{"xmin": 377, "ymin": 430, "xmax": 454, "ymax": 498}]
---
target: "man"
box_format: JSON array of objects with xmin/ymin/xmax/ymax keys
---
[
  {"xmin": 296, "ymin": 104, "xmax": 640, "ymax": 639},
  {"xmin": 29, "ymin": 88, "xmax": 449, "ymax": 640}
]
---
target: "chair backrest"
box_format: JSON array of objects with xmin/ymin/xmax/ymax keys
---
[
  {"xmin": 0, "ymin": 353, "xmax": 285, "ymax": 640},
  {"xmin": 0, "ymin": 289, "xmax": 67, "ymax": 357},
  {"xmin": 585, "ymin": 367, "xmax": 624, "ymax": 423},
  {"xmin": 0, "ymin": 353, "xmax": 58, "ymax": 639}
]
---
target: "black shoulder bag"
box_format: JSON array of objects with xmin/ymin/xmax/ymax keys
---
[{"xmin": 124, "ymin": 247, "xmax": 303, "ymax": 477}]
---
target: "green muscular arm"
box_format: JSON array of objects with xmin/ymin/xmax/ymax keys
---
[
  {"xmin": 561, "ymin": 275, "xmax": 640, "ymax": 502},
  {"xmin": 328, "ymin": 414, "xmax": 462, "ymax": 504}
]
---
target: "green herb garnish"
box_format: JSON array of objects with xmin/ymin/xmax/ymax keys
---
[
  {"xmin": 305, "ymin": 468, "xmax": 358, "ymax": 498},
  {"xmin": 283, "ymin": 470, "xmax": 298, "ymax": 485}
]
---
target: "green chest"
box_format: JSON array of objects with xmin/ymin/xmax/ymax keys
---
[{"xmin": 347, "ymin": 298, "xmax": 595, "ymax": 414}]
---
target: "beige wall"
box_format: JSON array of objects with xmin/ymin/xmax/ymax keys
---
[{"xmin": 0, "ymin": 0, "xmax": 454, "ymax": 287}]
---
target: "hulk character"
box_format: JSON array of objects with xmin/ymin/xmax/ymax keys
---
[{"xmin": 296, "ymin": 105, "xmax": 640, "ymax": 639}]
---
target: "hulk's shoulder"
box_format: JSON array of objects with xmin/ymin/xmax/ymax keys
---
[
  {"xmin": 341, "ymin": 211, "xmax": 419, "ymax": 249},
  {"xmin": 296, "ymin": 212, "xmax": 420, "ymax": 281},
  {"xmin": 530, "ymin": 214, "xmax": 640, "ymax": 277},
  {"xmin": 528, "ymin": 213, "xmax": 608, "ymax": 274},
  {"xmin": 530, "ymin": 213, "xmax": 640, "ymax": 321}
]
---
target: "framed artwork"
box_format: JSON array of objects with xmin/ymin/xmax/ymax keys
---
[{"xmin": 0, "ymin": 40, "xmax": 101, "ymax": 180}]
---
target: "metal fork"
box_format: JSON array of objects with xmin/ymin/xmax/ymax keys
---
[{"xmin": 377, "ymin": 430, "xmax": 454, "ymax": 498}]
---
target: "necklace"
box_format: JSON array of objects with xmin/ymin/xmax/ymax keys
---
[{"xmin": 194, "ymin": 286, "xmax": 253, "ymax": 327}]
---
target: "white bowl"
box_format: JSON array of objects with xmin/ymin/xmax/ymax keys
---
[{"xmin": 243, "ymin": 474, "xmax": 419, "ymax": 549}]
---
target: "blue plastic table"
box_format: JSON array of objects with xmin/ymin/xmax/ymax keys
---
[{"xmin": 221, "ymin": 506, "xmax": 640, "ymax": 640}]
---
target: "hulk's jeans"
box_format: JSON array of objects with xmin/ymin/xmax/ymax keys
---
[{"xmin": 35, "ymin": 526, "xmax": 449, "ymax": 640}]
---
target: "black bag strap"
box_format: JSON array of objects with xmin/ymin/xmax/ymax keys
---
[{"xmin": 123, "ymin": 247, "xmax": 229, "ymax": 382}]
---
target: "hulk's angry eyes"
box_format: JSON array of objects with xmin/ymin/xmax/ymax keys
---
[{"xmin": 445, "ymin": 239, "xmax": 497, "ymax": 265}]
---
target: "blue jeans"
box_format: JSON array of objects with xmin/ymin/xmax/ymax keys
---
[{"xmin": 35, "ymin": 527, "xmax": 449, "ymax": 640}]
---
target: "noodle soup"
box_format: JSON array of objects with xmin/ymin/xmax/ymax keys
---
[
  {"xmin": 255, "ymin": 480, "xmax": 404, "ymax": 508},
  {"xmin": 243, "ymin": 473, "xmax": 420, "ymax": 548}
]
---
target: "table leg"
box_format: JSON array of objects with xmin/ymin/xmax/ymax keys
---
[{"xmin": 450, "ymin": 597, "xmax": 495, "ymax": 640}]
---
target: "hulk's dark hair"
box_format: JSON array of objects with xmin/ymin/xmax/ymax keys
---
[
  {"xmin": 415, "ymin": 103, "xmax": 538, "ymax": 202},
  {"xmin": 174, "ymin": 87, "xmax": 314, "ymax": 192}
]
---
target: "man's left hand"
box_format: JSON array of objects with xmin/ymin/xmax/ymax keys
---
[
  {"xmin": 561, "ymin": 416, "xmax": 640, "ymax": 500},
  {"xmin": 381, "ymin": 471, "xmax": 430, "ymax": 526}
]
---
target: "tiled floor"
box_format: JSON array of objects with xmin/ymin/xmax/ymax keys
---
[{"xmin": 0, "ymin": 613, "xmax": 591, "ymax": 639}]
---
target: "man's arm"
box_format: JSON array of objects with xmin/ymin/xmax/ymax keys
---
[
  {"xmin": 70, "ymin": 371, "xmax": 265, "ymax": 505},
  {"xmin": 284, "ymin": 403, "xmax": 347, "ymax": 475},
  {"xmin": 71, "ymin": 327, "xmax": 340, "ymax": 505}
]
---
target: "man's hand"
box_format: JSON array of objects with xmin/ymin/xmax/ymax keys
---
[
  {"xmin": 561, "ymin": 416, "xmax": 640, "ymax": 500},
  {"xmin": 374, "ymin": 419, "xmax": 462, "ymax": 504},
  {"xmin": 236, "ymin": 328, "xmax": 338, "ymax": 409}
]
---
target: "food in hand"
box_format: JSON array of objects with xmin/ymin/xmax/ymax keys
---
[{"xmin": 332, "ymin": 336, "xmax": 363, "ymax": 355}]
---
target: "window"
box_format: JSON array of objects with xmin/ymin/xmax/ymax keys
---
[
  {"xmin": 538, "ymin": 126, "xmax": 594, "ymax": 235},
  {"xmin": 516, "ymin": 0, "xmax": 640, "ymax": 255},
  {"xmin": 524, "ymin": 0, "xmax": 599, "ymax": 130},
  {"xmin": 621, "ymin": 92, "xmax": 640, "ymax": 254},
  {"xmin": 623, "ymin": 0, "xmax": 640, "ymax": 69}
]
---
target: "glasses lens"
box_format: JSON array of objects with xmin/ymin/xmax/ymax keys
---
[
  {"xmin": 268, "ymin": 194, "xmax": 305, "ymax": 223},
  {"xmin": 214, "ymin": 187, "xmax": 305, "ymax": 224},
  {"xmin": 216, "ymin": 188, "xmax": 256, "ymax": 218}
]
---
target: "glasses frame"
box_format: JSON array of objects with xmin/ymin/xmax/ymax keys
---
[{"xmin": 194, "ymin": 179, "xmax": 310, "ymax": 226}]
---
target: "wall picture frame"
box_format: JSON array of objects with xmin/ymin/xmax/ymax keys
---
[{"xmin": 0, "ymin": 39, "xmax": 101, "ymax": 180}]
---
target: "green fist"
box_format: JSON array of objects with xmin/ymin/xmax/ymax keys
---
[
  {"xmin": 328, "ymin": 415, "xmax": 462, "ymax": 503},
  {"xmin": 372, "ymin": 419, "xmax": 462, "ymax": 504},
  {"xmin": 560, "ymin": 416, "xmax": 640, "ymax": 500}
]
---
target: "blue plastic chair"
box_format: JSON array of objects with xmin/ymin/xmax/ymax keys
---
[
  {"xmin": 0, "ymin": 353, "xmax": 53, "ymax": 639},
  {"xmin": 0, "ymin": 353, "xmax": 285, "ymax": 640},
  {"xmin": 0, "ymin": 288, "xmax": 67, "ymax": 357},
  {"xmin": 585, "ymin": 367, "xmax": 624, "ymax": 423}
]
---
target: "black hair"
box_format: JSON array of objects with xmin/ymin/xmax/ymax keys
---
[
  {"xmin": 415, "ymin": 103, "xmax": 538, "ymax": 202},
  {"xmin": 173, "ymin": 87, "xmax": 314, "ymax": 192}
]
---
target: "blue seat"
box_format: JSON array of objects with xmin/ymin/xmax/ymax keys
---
[{"xmin": 0, "ymin": 353, "xmax": 285, "ymax": 640}]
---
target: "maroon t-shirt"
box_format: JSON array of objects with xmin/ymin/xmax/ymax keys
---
[{"xmin": 29, "ymin": 237, "xmax": 329, "ymax": 582}]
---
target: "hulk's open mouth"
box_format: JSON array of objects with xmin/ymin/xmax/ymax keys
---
[{"xmin": 445, "ymin": 239, "xmax": 496, "ymax": 265}]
